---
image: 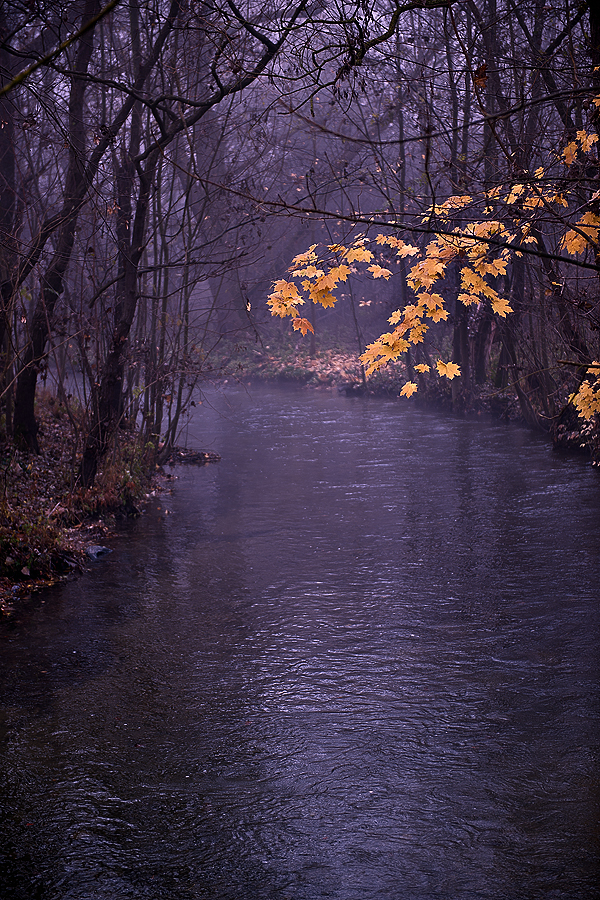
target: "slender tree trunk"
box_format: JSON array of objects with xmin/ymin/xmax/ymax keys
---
[
  {"xmin": 79, "ymin": 149, "xmax": 159, "ymax": 487},
  {"xmin": 12, "ymin": 0, "xmax": 181, "ymax": 451},
  {"xmin": 13, "ymin": 0, "xmax": 100, "ymax": 450},
  {"xmin": 0, "ymin": 7, "xmax": 21, "ymax": 437}
]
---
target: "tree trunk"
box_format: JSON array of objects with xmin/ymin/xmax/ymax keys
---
[
  {"xmin": 80, "ymin": 149, "xmax": 159, "ymax": 487},
  {"xmin": 13, "ymin": 0, "xmax": 100, "ymax": 450},
  {"xmin": 0, "ymin": 7, "xmax": 20, "ymax": 436},
  {"xmin": 12, "ymin": 0, "xmax": 181, "ymax": 451}
]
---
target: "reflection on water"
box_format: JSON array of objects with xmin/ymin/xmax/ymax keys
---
[{"xmin": 1, "ymin": 384, "xmax": 599, "ymax": 899}]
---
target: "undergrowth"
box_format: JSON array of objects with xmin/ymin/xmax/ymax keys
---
[{"xmin": 0, "ymin": 393, "xmax": 158, "ymax": 613}]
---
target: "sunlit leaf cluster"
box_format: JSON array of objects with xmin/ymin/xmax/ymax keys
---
[{"xmin": 268, "ymin": 123, "xmax": 600, "ymax": 420}]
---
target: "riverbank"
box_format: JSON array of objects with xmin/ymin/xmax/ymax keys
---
[
  {"xmin": 218, "ymin": 342, "xmax": 600, "ymax": 462},
  {"xmin": 216, "ymin": 341, "xmax": 520, "ymax": 408},
  {"xmin": 3, "ymin": 349, "xmax": 597, "ymax": 612},
  {"xmin": 0, "ymin": 396, "xmax": 162, "ymax": 615}
]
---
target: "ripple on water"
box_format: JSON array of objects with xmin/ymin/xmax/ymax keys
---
[{"xmin": 1, "ymin": 385, "xmax": 599, "ymax": 899}]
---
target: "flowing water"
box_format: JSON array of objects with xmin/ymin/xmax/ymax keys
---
[{"xmin": 1, "ymin": 384, "xmax": 599, "ymax": 899}]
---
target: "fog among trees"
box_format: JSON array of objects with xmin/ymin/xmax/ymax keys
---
[{"xmin": 1, "ymin": 0, "xmax": 599, "ymax": 484}]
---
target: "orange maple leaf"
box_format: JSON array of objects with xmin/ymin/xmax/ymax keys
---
[
  {"xmin": 490, "ymin": 295, "xmax": 512, "ymax": 317},
  {"xmin": 345, "ymin": 247, "xmax": 374, "ymax": 263},
  {"xmin": 436, "ymin": 360, "xmax": 461, "ymax": 379},
  {"xmin": 427, "ymin": 307, "xmax": 449, "ymax": 322},
  {"xmin": 329, "ymin": 265, "xmax": 351, "ymax": 282},
  {"xmin": 292, "ymin": 317, "xmax": 314, "ymax": 335},
  {"xmin": 368, "ymin": 264, "xmax": 393, "ymax": 279},
  {"xmin": 562, "ymin": 142, "xmax": 578, "ymax": 166},
  {"xmin": 400, "ymin": 381, "xmax": 418, "ymax": 397}
]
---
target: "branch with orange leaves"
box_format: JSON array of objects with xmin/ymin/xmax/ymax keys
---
[
  {"xmin": 267, "ymin": 222, "xmax": 513, "ymax": 394},
  {"xmin": 268, "ymin": 124, "xmax": 600, "ymax": 418}
]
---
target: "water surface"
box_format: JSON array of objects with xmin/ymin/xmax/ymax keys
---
[{"xmin": 1, "ymin": 384, "xmax": 599, "ymax": 899}]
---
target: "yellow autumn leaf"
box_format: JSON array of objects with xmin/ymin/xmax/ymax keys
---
[
  {"xmin": 523, "ymin": 196, "xmax": 546, "ymax": 209},
  {"xmin": 422, "ymin": 256, "xmax": 446, "ymax": 277},
  {"xmin": 360, "ymin": 332, "xmax": 411, "ymax": 372},
  {"xmin": 400, "ymin": 381, "xmax": 418, "ymax": 397},
  {"xmin": 409, "ymin": 324, "xmax": 427, "ymax": 344},
  {"xmin": 396, "ymin": 242, "xmax": 420, "ymax": 258},
  {"xmin": 290, "ymin": 245, "xmax": 317, "ymax": 267},
  {"xmin": 291, "ymin": 265, "xmax": 324, "ymax": 278},
  {"xmin": 368, "ymin": 264, "xmax": 393, "ymax": 279},
  {"xmin": 490, "ymin": 295, "xmax": 512, "ymax": 317},
  {"xmin": 271, "ymin": 279, "xmax": 300, "ymax": 298},
  {"xmin": 506, "ymin": 183, "xmax": 525, "ymax": 205},
  {"xmin": 268, "ymin": 297, "xmax": 298, "ymax": 318},
  {"xmin": 419, "ymin": 292, "xmax": 444, "ymax": 309},
  {"xmin": 401, "ymin": 304, "xmax": 420, "ymax": 325},
  {"xmin": 427, "ymin": 307, "xmax": 449, "ymax": 322},
  {"xmin": 268, "ymin": 280, "xmax": 303, "ymax": 318},
  {"xmin": 489, "ymin": 257, "xmax": 508, "ymax": 275},
  {"xmin": 329, "ymin": 265, "xmax": 351, "ymax": 282},
  {"xmin": 292, "ymin": 317, "xmax": 314, "ymax": 335},
  {"xmin": 415, "ymin": 363, "xmax": 430, "ymax": 373},
  {"xmin": 436, "ymin": 360, "xmax": 461, "ymax": 379},
  {"xmin": 345, "ymin": 247, "xmax": 374, "ymax": 263},
  {"xmin": 457, "ymin": 293, "xmax": 480, "ymax": 307},
  {"xmin": 577, "ymin": 130, "xmax": 598, "ymax": 153},
  {"xmin": 407, "ymin": 256, "xmax": 446, "ymax": 290},
  {"xmin": 385, "ymin": 331, "xmax": 411, "ymax": 353},
  {"xmin": 436, "ymin": 234, "xmax": 463, "ymax": 257},
  {"xmin": 570, "ymin": 379, "xmax": 600, "ymax": 420},
  {"xmin": 313, "ymin": 272, "xmax": 338, "ymax": 291},
  {"xmin": 309, "ymin": 287, "xmax": 337, "ymax": 308},
  {"xmin": 446, "ymin": 194, "xmax": 473, "ymax": 210},
  {"xmin": 376, "ymin": 235, "xmax": 405, "ymax": 248},
  {"xmin": 361, "ymin": 359, "xmax": 378, "ymax": 375},
  {"xmin": 460, "ymin": 267, "xmax": 486, "ymax": 294},
  {"xmin": 562, "ymin": 212, "xmax": 600, "ymax": 254},
  {"xmin": 473, "ymin": 256, "xmax": 508, "ymax": 277},
  {"xmin": 423, "ymin": 195, "xmax": 473, "ymax": 219},
  {"xmin": 460, "ymin": 267, "xmax": 504, "ymax": 309},
  {"xmin": 563, "ymin": 141, "xmax": 578, "ymax": 165}
]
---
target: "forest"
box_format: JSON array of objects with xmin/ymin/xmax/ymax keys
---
[
  {"xmin": 2, "ymin": 6, "xmax": 600, "ymax": 894},
  {"xmin": 1, "ymin": 0, "xmax": 600, "ymax": 590}
]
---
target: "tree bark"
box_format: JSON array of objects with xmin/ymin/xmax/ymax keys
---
[
  {"xmin": 13, "ymin": 0, "xmax": 181, "ymax": 450},
  {"xmin": 79, "ymin": 147, "xmax": 159, "ymax": 487},
  {"xmin": 13, "ymin": 0, "xmax": 100, "ymax": 450}
]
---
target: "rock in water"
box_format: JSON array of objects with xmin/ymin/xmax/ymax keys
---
[{"xmin": 85, "ymin": 545, "xmax": 112, "ymax": 561}]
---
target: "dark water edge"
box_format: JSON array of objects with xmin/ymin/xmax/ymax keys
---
[{"xmin": 1, "ymin": 384, "xmax": 599, "ymax": 899}]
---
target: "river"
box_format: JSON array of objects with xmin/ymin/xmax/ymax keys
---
[{"xmin": 1, "ymin": 383, "xmax": 599, "ymax": 899}]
